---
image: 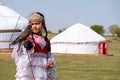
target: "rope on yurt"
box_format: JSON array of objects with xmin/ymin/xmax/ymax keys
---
[{"xmin": 9, "ymin": 16, "xmax": 21, "ymax": 48}]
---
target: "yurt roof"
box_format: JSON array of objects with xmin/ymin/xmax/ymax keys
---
[
  {"xmin": 0, "ymin": 3, "xmax": 28, "ymax": 30},
  {"xmin": 51, "ymin": 23, "xmax": 106, "ymax": 43}
]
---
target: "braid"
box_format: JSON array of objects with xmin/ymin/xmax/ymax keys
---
[
  {"xmin": 44, "ymin": 19, "xmax": 48, "ymax": 38},
  {"xmin": 35, "ymin": 12, "xmax": 47, "ymax": 38}
]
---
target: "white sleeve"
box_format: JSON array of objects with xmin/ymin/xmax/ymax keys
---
[
  {"xmin": 11, "ymin": 43, "xmax": 21, "ymax": 59},
  {"xmin": 47, "ymin": 52, "xmax": 58, "ymax": 80},
  {"xmin": 47, "ymin": 52, "xmax": 56, "ymax": 63},
  {"xmin": 12, "ymin": 43, "xmax": 34, "ymax": 59},
  {"xmin": 11, "ymin": 43, "xmax": 34, "ymax": 68}
]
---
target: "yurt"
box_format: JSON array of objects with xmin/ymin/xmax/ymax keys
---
[
  {"xmin": 50, "ymin": 23, "xmax": 106, "ymax": 54},
  {"xmin": 0, "ymin": 3, "xmax": 28, "ymax": 48}
]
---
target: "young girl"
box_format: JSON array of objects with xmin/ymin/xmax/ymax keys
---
[{"xmin": 11, "ymin": 12, "xmax": 58, "ymax": 80}]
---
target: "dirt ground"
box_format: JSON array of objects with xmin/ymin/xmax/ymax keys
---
[{"xmin": 0, "ymin": 48, "xmax": 12, "ymax": 54}]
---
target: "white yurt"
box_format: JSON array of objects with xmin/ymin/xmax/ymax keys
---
[
  {"xmin": 50, "ymin": 23, "xmax": 106, "ymax": 54},
  {"xmin": 0, "ymin": 3, "xmax": 28, "ymax": 48}
]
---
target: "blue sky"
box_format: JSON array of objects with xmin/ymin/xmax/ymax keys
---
[{"xmin": 0, "ymin": 0, "xmax": 120, "ymax": 33}]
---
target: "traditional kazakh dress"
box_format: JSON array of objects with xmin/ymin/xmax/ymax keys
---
[{"xmin": 12, "ymin": 34, "xmax": 58, "ymax": 80}]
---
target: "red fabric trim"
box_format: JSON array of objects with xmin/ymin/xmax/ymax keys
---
[{"xmin": 51, "ymin": 41, "xmax": 105, "ymax": 45}]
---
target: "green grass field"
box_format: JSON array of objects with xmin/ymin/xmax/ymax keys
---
[{"xmin": 0, "ymin": 37, "xmax": 120, "ymax": 80}]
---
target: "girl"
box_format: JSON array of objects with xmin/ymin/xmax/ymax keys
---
[{"xmin": 11, "ymin": 12, "xmax": 58, "ymax": 80}]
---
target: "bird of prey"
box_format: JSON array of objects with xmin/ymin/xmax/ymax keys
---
[{"xmin": 10, "ymin": 25, "xmax": 32, "ymax": 45}]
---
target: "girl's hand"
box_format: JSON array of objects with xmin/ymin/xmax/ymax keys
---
[{"xmin": 47, "ymin": 60, "xmax": 54, "ymax": 69}]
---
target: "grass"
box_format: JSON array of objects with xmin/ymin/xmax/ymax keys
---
[
  {"xmin": 56, "ymin": 55, "xmax": 120, "ymax": 80},
  {"xmin": 0, "ymin": 55, "xmax": 15, "ymax": 80},
  {"xmin": 0, "ymin": 37, "xmax": 120, "ymax": 80}
]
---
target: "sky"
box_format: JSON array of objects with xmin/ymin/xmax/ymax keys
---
[{"xmin": 0, "ymin": 0, "xmax": 120, "ymax": 33}]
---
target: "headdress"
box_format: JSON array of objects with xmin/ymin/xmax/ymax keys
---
[{"xmin": 29, "ymin": 13, "xmax": 43, "ymax": 23}]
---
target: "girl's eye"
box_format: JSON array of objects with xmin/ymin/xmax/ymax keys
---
[{"xmin": 30, "ymin": 22, "xmax": 40, "ymax": 25}]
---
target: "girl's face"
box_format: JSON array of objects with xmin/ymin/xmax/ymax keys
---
[{"xmin": 30, "ymin": 21, "xmax": 43, "ymax": 34}]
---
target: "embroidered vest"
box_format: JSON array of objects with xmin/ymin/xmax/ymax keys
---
[{"xmin": 26, "ymin": 34, "xmax": 50, "ymax": 54}]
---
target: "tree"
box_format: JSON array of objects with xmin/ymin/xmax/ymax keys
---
[
  {"xmin": 58, "ymin": 28, "xmax": 66, "ymax": 33},
  {"xmin": 109, "ymin": 25, "xmax": 119, "ymax": 36},
  {"xmin": 115, "ymin": 27, "xmax": 120, "ymax": 37},
  {"xmin": 58, "ymin": 29, "xmax": 63, "ymax": 33},
  {"xmin": 90, "ymin": 25, "xmax": 105, "ymax": 35}
]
